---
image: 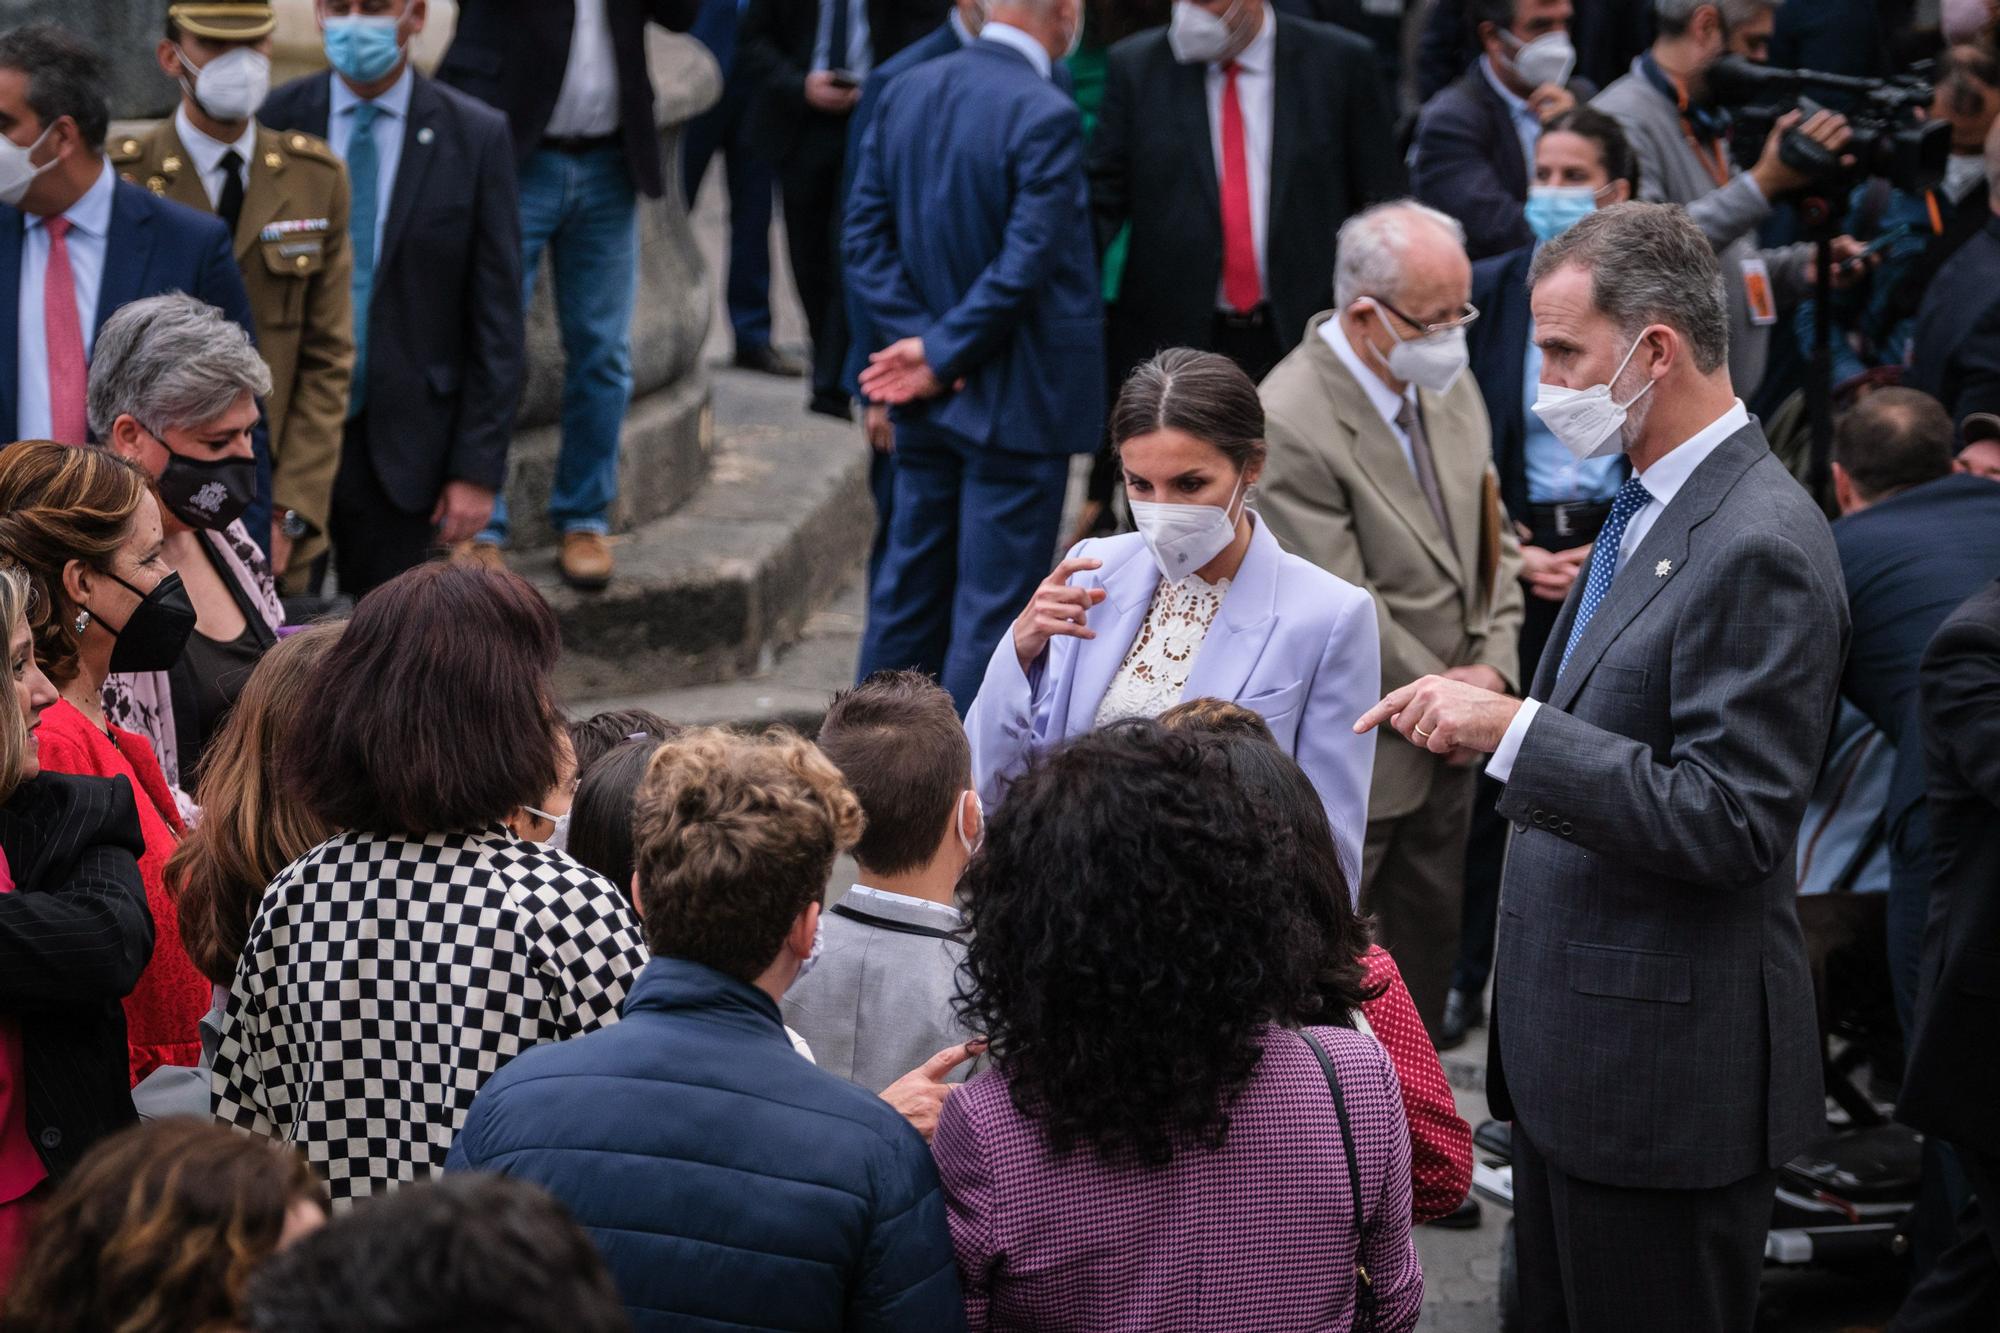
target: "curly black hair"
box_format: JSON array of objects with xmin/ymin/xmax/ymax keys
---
[{"xmin": 956, "ymin": 720, "xmax": 1330, "ymax": 1166}]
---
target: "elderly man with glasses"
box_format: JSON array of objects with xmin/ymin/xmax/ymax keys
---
[{"xmin": 1258, "ymin": 199, "xmax": 1523, "ymax": 1041}]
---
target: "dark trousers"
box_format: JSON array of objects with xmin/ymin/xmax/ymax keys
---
[
  {"xmin": 680, "ymin": 57, "xmax": 776, "ymax": 352},
  {"xmin": 857, "ymin": 420, "xmax": 1070, "ymax": 712},
  {"xmin": 1452, "ymin": 505, "xmax": 1604, "ymax": 1000},
  {"xmin": 329, "ymin": 416, "xmax": 438, "ymax": 600},
  {"xmin": 776, "ymin": 120, "xmax": 850, "ymax": 404},
  {"xmin": 1513, "ymin": 1121, "xmax": 1778, "ymax": 1332},
  {"xmin": 1892, "ymin": 1148, "xmax": 2000, "ymax": 1331},
  {"xmin": 867, "ymin": 446, "xmax": 895, "ymax": 593},
  {"xmin": 1360, "ymin": 761, "xmax": 1478, "ymax": 1033}
]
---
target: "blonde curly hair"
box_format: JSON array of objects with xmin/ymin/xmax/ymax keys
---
[{"xmin": 632, "ymin": 727, "xmax": 863, "ymax": 981}]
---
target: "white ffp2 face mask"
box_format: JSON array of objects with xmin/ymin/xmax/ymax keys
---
[
  {"xmin": 1167, "ymin": 0, "xmax": 1239, "ymax": 64},
  {"xmin": 1530, "ymin": 334, "xmax": 1655, "ymax": 462},
  {"xmin": 0, "ymin": 124, "xmax": 55, "ymax": 208},
  {"xmin": 180, "ymin": 45, "xmax": 271, "ymax": 123},
  {"xmin": 1506, "ymin": 29, "xmax": 1576, "ymax": 89},
  {"xmin": 1128, "ymin": 472, "xmax": 1247, "ymax": 582},
  {"xmin": 1365, "ymin": 300, "xmax": 1470, "ymax": 394}
]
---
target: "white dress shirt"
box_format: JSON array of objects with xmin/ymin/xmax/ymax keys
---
[
  {"xmin": 329, "ymin": 63, "xmax": 414, "ymax": 263},
  {"xmin": 173, "ymin": 105, "xmax": 257, "ymax": 214},
  {"xmin": 1321, "ymin": 313, "xmax": 1422, "ymax": 480},
  {"xmin": 1478, "ymin": 55, "xmax": 1542, "ymax": 182},
  {"xmin": 843, "ymin": 884, "xmax": 966, "ymax": 931},
  {"xmin": 546, "ymin": 0, "xmax": 621, "ymax": 138},
  {"xmin": 812, "ymin": 0, "xmax": 874, "ymax": 75},
  {"xmin": 1488, "ymin": 399, "xmax": 1751, "ymax": 781},
  {"xmin": 982, "ymin": 23, "xmax": 1051, "ymax": 80},
  {"xmin": 16, "ymin": 159, "xmax": 115, "ymax": 442},
  {"xmin": 1206, "ymin": 8, "xmax": 1275, "ymax": 309}
]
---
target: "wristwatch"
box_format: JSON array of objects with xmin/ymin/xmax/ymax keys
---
[{"xmin": 280, "ymin": 509, "xmax": 312, "ymax": 541}]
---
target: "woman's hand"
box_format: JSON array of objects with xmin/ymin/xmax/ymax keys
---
[{"xmin": 1013, "ymin": 555, "xmax": 1106, "ymax": 669}]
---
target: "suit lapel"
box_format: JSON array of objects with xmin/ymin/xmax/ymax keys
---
[
  {"xmin": 1182, "ymin": 517, "xmax": 1280, "ymax": 702},
  {"xmin": 379, "ymin": 76, "xmax": 438, "ymax": 273},
  {"xmin": 1547, "ymin": 426, "xmax": 1766, "ymax": 710},
  {"xmin": 0, "ymin": 211, "xmax": 18, "ymax": 434},
  {"xmin": 94, "ymin": 183, "xmax": 154, "ymax": 331},
  {"xmin": 237, "ymin": 129, "xmax": 293, "ymax": 259},
  {"xmin": 1267, "ymin": 18, "xmax": 1300, "ymax": 242},
  {"xmin": 1064, "ymin": 548, "xmax": 1161, "ymax": 737},
  {"xmin": 1173, "ymin": 56, "xmax": 1218, "ymax": 217},
  {"xmin": 157, "ymin": 124, "xmax": 214, "ymax": 223}
]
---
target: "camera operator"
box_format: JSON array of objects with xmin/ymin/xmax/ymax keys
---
[{"xmin": 1594, "ymin": 0, "xmax": 1863, "ymax": 403}]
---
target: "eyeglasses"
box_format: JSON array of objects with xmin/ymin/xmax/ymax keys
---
[{"xmin": 1369, "ymin": 296, "xmax": 1481, "ymax": 337}]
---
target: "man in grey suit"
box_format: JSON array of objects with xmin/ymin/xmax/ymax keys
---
[
  {"xmin": 1359, "ymin": 202, "xmax": 1847, "ymax": 1328},
  {"xmin": 782, "ymin": 671, "xmax": 981, "ymax": 1097},
  {"xmin": 1592, "ymin": 0, "xmax": 1858, "ymax": 402}
]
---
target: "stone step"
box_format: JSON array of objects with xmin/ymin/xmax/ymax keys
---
[{"xmin": 532, "ymin": 367, "xmax": 871, "ymax": 700}]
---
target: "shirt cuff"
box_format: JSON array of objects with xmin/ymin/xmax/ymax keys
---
[{"xmin": 1486, "ymin": 697, "xmax": 1540, "ymax": 784}]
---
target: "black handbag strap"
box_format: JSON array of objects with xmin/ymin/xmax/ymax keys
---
[
  {"xmin": 1299, "ymin": 1028, "xmax": 1376, "ymax": 1322},
  {"xmin": 829, "ymin": 901, "xmax": 961, "ymax": 941}
]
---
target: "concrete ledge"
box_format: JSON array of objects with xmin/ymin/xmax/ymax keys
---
[{"xmin": 536, "ymin": 370, "xmax": 872, "ymax": 698}]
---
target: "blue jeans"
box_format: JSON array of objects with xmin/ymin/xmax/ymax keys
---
[
  {"xmin": 481, "ymin": 144, "xmax": 639, "ymax": 543},
  {"xmin": 857, "ymin": 422, "xmax": 1069, "ymax": 712}
]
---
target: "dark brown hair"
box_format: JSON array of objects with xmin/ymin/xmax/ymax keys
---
[
  {"xmin": 0, "ymin": 1120, "xmax": 328, "ymax": 1333},
  {"xmin": 1834, "ymin": 387, "xmax": 1955, "ymax": 502},
  {"xmin": 565, "ymin": 738, "xmax": 659, "ymax": 903},
  {"xmin": 632, "ymin": 728, "xmax": 862, "ymax": 981},
  {"xmin": 0, "ymin": 441, "xmax": 153, "ymax": 687},
  {"xmin": 1156, "ymin": 696, "xmax": 1278, "ymax": 744},
  {"xmin": 1110, "ymin": 348, "xmax": 1267, "ymax": 473},
  {"xmin": 567, "ymin": 707, "xmax": 679, "ymax": 780},
  {"xmin": 817, "ymin": 670, "xmax": 970, "ymax": 877},
  {"xmin": 287, "ymin": 563, "xmax": 564, "ymax": 836},
  {"xmin": 172, "ymin": 623, "xmax": 344, "ymax": 986}
]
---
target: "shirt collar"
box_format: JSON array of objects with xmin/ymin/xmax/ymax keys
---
[
  {"xmin": 843, "ymin": 883, "xmax": 966, "ymax": 930},
  {"xmin": 1634, "ymin": 399, "xmax": 1749, "ymax": 509},
  {"xmin": 1479, "ymin": 54, "xmax": 1535, "ymax": 121},
  {"xmin": 1219, "ymin": 8, "xmax": 1276, "ymax": 74},
  {"xmin": 42, "ymin": 158, "xmax": 116, "ymax": 238},
  {"xmin": 1321, "ymin": 314, "xmax": 1412, "ymax": 438},
  {"xmin": 174, "ymin": 104, "xmax": 259, "ymax": 178},
  {"xmin": 949, "ymin": 8, "xmax": 977, "ymax": 46},
  {"xmin": 330, "ymin": 62, "xmax": 415, "ymax": 121},
  {"xmin": 982, "ymin": 23, "xmax": 1052, "ymax": 80}
]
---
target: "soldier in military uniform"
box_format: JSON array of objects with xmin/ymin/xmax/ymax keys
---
[{"xmin": 114, "ymin": 1, "xmax": 353, "ymax": 589}]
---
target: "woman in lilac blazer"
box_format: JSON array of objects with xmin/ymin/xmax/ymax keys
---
[
  {"xmin": 965, "ymin": 350, "xmax": 1379, "ymax": 876},
  {"xmin": 935, "ymin": 721, "xmax": 1422, "ymax": 1332}
]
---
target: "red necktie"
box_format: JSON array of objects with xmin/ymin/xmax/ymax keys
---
[
  {"xmin": 43, "ymin": 216, "xmax": 87, "ymax": 445},
  {"xmin": 1219, "ymin": 61, "xmax": 1261, "ymax": 315}
]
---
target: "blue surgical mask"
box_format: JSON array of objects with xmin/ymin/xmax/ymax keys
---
[
  {"xmin": 1524, "ymin": 185, "xmax": 1599, "ymax": 243},
  {"xmin": 324, "ymin": 15, "xmax": 405, "ymax": 84}
]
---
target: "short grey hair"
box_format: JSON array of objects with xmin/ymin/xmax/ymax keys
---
[
  {"xmin": 1332, "ymin": 200, "xmax": 1467, "ymax": 310},
  {"xmin": 1527, "ymin": 201, "xmax": 1730, "ymax": 374},
  {"xmin": 85, "ymin": 292, "xmax": 272, "ymax": 441},
  {"xmin": 1654, "ymin": 0, "xmax": 1780, "ymax": 35}
]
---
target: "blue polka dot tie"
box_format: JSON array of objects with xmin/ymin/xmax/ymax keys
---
[{"xmin": 1556, "ymin": 473, "xmax": 1653, "ymax": 681}]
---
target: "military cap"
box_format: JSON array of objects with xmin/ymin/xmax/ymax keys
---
[{"xmin": 167, "ymin": 2, "xmax": 277, "ymax": 40}]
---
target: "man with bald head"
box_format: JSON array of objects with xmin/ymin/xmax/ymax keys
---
[
  {"xmin": 1356, "ymin": 201, "xmax": 1845, "ymax": 1326},
  {"xmin": 1259, "ymin": 199, "xmax": 1523, "ymax": 1038}
]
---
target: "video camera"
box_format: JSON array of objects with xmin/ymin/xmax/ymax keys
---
[{"xmin": 1707, "ymin": 54, "xmax": 1949, "ymax": 202}]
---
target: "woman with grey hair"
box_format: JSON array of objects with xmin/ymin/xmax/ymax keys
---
[{"xmin": 88, "ymin": 292, "xmax": 284, "ymax": 795}]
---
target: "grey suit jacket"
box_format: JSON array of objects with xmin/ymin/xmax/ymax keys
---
[
  {"xmin": 781, "ymin": 889, "xmax": 975, "ymax": 1094},
  {"xmin": 1593, "ymin": 60, "xmax": 1810, "ymax": 397},
  {"xmin": 1489, "ymin": 421, "xmax": 1847, "ymax": 1190}
]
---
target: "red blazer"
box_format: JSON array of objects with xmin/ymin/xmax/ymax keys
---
[
  {"xmin": 36, "ymin": 700, "xmax": 203, "ymax": 1083},
  {"xmin": 1358, "ymin": 944, "xmax": 1474, "ymax": 1222}
]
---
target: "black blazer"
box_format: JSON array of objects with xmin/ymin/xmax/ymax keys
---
[
  {"xmin": 262, "ymin": 72, "xmax": 527, "ymax": 511},
  {"xmin": 1090, "ymin": 14, "xmax": 1402, "ymax": 379},
  {"xmin": 1899, "ymin": 578, "xmax": 2000, "ymax": 1157},
  {"xmin": 1909, "ymin": 215, "xmax": 2000, "ymax": 426},
  {"xmin": 436, "ymin": 0, "xmax": 699, "ymax": 200},
  {"xmin": 0, "ymin": 773, "xmax": 152, "ymax": 1181},
  {"xmin": 738, "ymin": 0, "xmax": 948, "ymax": 166}
]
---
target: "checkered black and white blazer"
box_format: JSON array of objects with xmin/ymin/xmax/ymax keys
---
[{"xmin": 211, "ymin": 826, "xmax": 649, "ymax": 1206}]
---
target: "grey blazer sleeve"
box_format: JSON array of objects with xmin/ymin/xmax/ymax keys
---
[{"xmin": 1497, "ymin": 527, "xmax": 1846, "ymax": 889}]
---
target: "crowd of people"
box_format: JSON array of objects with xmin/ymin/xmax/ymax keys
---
[{"xmin": 1, "ymin": 0, "xmax": 1999, "ymax": 1330}]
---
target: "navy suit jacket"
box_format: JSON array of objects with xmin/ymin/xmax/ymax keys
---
[
  {"xmin": 1468, "ymin": 243, "xmax": 1535, "ymax": 520},
  {"xmin": 843, "ymin": 38, "xmax": 1103, "ymax": 458},
  {"xmin": 1909, "ymin": 215, "xmax": 2000, "ymax": 425},
  {"xmin": 1832, "ymin": 473, "xmax": 2000, "ymax": 863},
  {"xmin": 262, "ymin": 71, "xmax": 527, "ymax": 510},
  {"xmin": 0, "ymin": 176, "xmax": 270, "ymax": 539},
  {"xmin": 1413, "ymin": 62, "xmax": 1596, "ymax": 262}
]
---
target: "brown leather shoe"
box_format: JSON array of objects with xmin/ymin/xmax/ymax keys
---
[
  {"xmin": 450, "ymin": 539, "xmax": 507, "ymax": 573},
  {"xmin": 559, "ymin": 531, "xmax": 614, "ymax": 591}
]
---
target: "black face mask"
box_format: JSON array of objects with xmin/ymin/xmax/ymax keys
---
[
  {"xmin": 96, "ymin": 571, "xmax": 198, "ymax": 674},
  {"xmin": 157, "ymin": 448, "xmax": 256, "ymax": 531}
]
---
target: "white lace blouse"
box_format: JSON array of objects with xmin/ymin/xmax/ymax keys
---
[{"xmin": 1093, "ymin": 572, "xmax": 1232, "ymax": 727}]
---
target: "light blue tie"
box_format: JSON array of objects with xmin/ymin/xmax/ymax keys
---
[
  {"xmin": 1556, "ymin": 473, "xmax": 1652, "ymax": 680},
  {"xmin": 347, "ymin": 101, "xmax": 381, "ymax": 417}
]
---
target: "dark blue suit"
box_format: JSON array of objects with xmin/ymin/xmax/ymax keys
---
[
  {"xmin": 683, "ymin": 0, "xmax": 777, "ymax": 354},
  {"xmin": 1832, "ymin": 473, "xmax": 2000, "ymax": 1026},
  {"xmin": 1469, "ymin": 243, "xmax": 1535, "ymax": 524},
  {"xmin": 0, "ymin": 176, "xmax": 270, "ymax": 542},
  {"xmin": 844, "ymin": 36, "xmax": 1103, "ymax": 709}
]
